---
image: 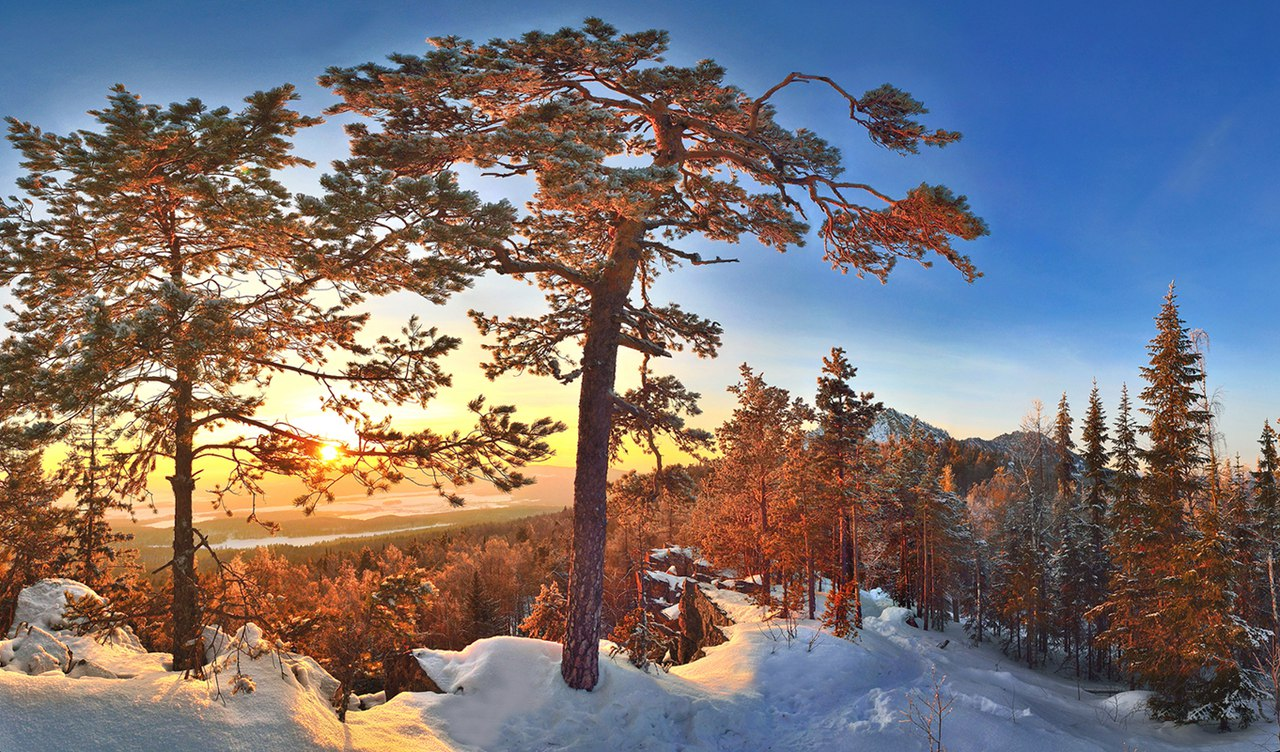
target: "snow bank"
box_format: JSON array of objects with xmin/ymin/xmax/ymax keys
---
[{"xmin": 375, "ymin": 636, "xmax": 729, "ymax": 751}]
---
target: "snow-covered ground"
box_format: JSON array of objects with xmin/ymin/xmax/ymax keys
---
[{"xmin": 2, "ymin": 579, "xmax": 1278, "ymax": 751}]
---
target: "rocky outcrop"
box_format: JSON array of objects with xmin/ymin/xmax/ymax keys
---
[
  {"xmin": 384, "ymin": 649, "xmax": 445, "ymax": 700},
  {"xmin": 630, "ymin": 548, "xmax": 737, "ymax": 667},
  {"xmin": 674, "ymin": 583, "xmax": 731, "ymax": 665},
  {"xmin": 4, "ymin": 624, "xmax": 71, "ymax": 675}
]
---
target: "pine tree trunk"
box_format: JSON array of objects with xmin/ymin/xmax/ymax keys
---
[
  {"xmin": 851, "ymin": 502, "xmax": 863, "ymax": 629},
  {"xmin": 561, "ymin": 219, "xmax": 644, "ymax": 691},
  {"xmin": 760, "ymin": 478, "xmax": 771, "ymax": 602},
  {"xmin": 170, "ymin": 378, "xmax": 199, "ymax": 672},
  {"xmin": 805, "ymin": 529, "xmax": 816, "ymax": 620}
]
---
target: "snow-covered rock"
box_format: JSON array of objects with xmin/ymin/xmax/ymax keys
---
[
  {"xmin": 3, "ymin": 625, "xmax": 71, "ymax": 675},
  {"xmin": 204, "ymin": 622, "xmax": 343, "ymax": 713},
  {"xmin": 9, "ymin": 578, "xmax": 101, "ymax": 635},
  {"xmin": 66, "ymin": 658, "xmax": 119, "ymax": 680}
]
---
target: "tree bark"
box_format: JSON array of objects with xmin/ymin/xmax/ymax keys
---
[
  {"xmin": 759, "ymin": 477, "xmax": 771, "ymax": 602},
  {"xmin": 170, "ymin": 377, "xmax": 199, "ymax": 672},
  {"xmin": 850, "ymin": 504, "xmax": 863, "ymax": 629},
  {"xmin": 560, "ymin": 219, "xmax": 644, "ymax": 691},
  {"xmin": 805, "ymin": 529, "xmax": 816, "ymax": 620}
]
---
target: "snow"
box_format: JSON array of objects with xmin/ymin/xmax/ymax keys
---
[
  {"xmin": 3, "ymin": 578, "xmax": 1280, "ymax": 751},
  {"xmin": 641, "ymin": 569, "xmax": 686, "ymax": 591},
  {"xmin": 648, "ymin": 546, "xmax": 696, "ymax": 560}
]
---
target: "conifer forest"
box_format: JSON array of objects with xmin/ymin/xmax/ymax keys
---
[{"xmin": 2, "ymin": 5, "xmax": 1279, "ymax": 751}]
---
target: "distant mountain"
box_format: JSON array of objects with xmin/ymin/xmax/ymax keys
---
[
  {"xmin": 871, "ymin": 408, "xmax": 1075, "ymax": 460},
  {"xmin": 867, "ymin": 407, "xmax": 952, "ymax": 444},
  {"xmin": 868, "ymin": 408, "xmax": 1081, "ymax": 494},
  {"xmin": 961, "ymin": 430, "xmax": 1067, "ymax": 459}
]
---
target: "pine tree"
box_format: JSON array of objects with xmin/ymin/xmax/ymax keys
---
[
  {"xmin": 0, "ymin": 444, "xmax": 70, "ymax": 633},
  {"xmin": 691, "ymin": 366, "xmax": 811, "ymax": 610},
  {"xmin": 65, "ymin": 410, "xmax": 132, "ymax": 590},
  {"xmin": 813, "ymin": 347, "xmax": 882, "ymax": 628},
  {"xmin": 0, "ymin": 87, "xmax": 558, "ymax": 670},
  {"xmin": 521, "ymin": 582, "xmax": 568, "ymax": 643},
  {"xmin": 324, "ymin": 19, "xmax": 987, "ymax": 689},
  {"xmin": 777, "ymin": 435, "xmax": 827, "ymax": 620}
]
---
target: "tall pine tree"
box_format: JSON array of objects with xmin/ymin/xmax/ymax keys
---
[
  {"xmin": 0, "ymin": 87, "xmax": 558, "ymax": 670},
  {"xmin": 323, "ymin": 19, "xmax": 986, "ymax": 689}
]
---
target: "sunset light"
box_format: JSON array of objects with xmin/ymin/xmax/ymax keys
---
[
  {"xmin": 318, "ymin": 443, "xmax": 341, "ymax": 463},
  {"xmin": 2, "ymin": 3, "xmax": 1278, "ymax": 750}
]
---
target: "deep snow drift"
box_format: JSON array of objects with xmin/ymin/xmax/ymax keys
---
[{"xmin": 2, "ymin": 578, "xmax": 1278, "ymax": 751}]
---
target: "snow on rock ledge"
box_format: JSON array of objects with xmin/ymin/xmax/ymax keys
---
[{"xmin": 2, "ymin": 624, "xmax": 71, "ymax": 675}]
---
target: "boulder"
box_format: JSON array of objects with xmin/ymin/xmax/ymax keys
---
[{"xmin": 10, "ymin": 579, "xmax": 101, "ymax": 636}]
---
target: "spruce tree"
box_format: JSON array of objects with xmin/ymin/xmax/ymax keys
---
[
  {"xmin": 1100, "ymin": 384, "xmax": 1142, "ymax": 685},
  {"xmin": 521, "ymin": 582, "xmax": 568, "ymax": 643},
  {"xmin": 1053, "ymin": 393, "xmax": 1076, "ymax": 499},
  {"xmin": 1050, "ymin": 393, "xmax": 1090, "ymax": 676},
  {"xmin": 1080, "ymin": 383, "xmax": 1111, "ymax": 556},
  {"xmin": 1105, "ymin": 285, "xmax": 1252, "ymax": 723},
  {"xmin": 0, "ymin": 444, "xmax": 70, "ymax": 633},
  {"xmin": 1139, "ymin": 285, "xmax": 1209, "ymax": 519},
  {"xmin": 66, "ymin": 411, "xmax": 132, "ymax": 589},
  {"xmin": 1079, "ymin": 380, "xmax": 1110, "ymax": 677},
  {"xmin": 1255, "ymin": 422, "xmax": 1280, "ymax": 552},
  {"xmin": 813, "ymin": 347, "xmax": 882, "ymax": 628},
  {"xmin": 324, "ymin": 19, "xmax": 987, "ymax": 689}
]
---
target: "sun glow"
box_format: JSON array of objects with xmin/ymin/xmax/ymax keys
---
[{"xmin": 318, "ymin": 443, "xmax": 342, "ymax": 463}]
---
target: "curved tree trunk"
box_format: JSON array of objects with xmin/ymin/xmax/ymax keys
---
[{"xmin": 561, "ymin": 219, "xmax": 644, "ymax": 690}]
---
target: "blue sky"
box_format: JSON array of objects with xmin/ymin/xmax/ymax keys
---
[{"xmin": 2, "ymin": 0, "xmax": 1278, "ymax": 463}]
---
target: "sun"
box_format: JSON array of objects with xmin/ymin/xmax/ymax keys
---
[{"xmin": 318, "ymin": 443, "xmax": 341, "ymax": 463}]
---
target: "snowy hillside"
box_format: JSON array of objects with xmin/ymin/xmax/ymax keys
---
[
  {"xmin": 869, "ymin": 407, "xmax": 1086, "ymax": 470},
  {"xmin": 868, "ymin": 407, "xmax": 953, "ymax": 443},
  {"xmin": 2, "ymin": 579, "xmax": 1277, "ymax": 751}
]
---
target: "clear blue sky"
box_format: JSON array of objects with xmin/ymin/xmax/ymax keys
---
[{"xmin": 2, "ymin": 0, "xmax": 1278, "ymax": 463}]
